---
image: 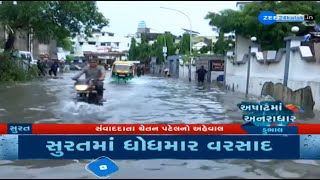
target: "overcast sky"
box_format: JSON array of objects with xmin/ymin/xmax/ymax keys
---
[{"xmin": 96, "ymin": 1, "xmax": 238, "ymax": 37}]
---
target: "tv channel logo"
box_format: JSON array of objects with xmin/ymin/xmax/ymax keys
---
[
  {"xmin": 258, "ymin": 11, "xmax": 314, "ymax": 25},
  {"xmin": 85, "ymin": 156, "xmax": 119, "ymax": 178}
]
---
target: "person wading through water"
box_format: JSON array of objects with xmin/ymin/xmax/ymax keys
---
[
  {"xmin": 196, "ymin": 66, "xmax": 207, "ymax": 85},
  {"xmin": 49, "ymin": 60, "xmax": 59, "ymax": 77}
]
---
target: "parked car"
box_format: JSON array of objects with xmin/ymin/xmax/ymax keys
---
[{"xmin": 19, "ymin": 51, "xmax": 37, "ymax": 65}]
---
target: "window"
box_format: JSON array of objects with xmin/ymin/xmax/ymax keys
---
[
  {"xmin": 27, "ymin": 54, "xmax": 32, "ymax": 61},
  {"xmin": 101, "ymin": 43, "xmax": 106, "ymax": 46},
  {"xmin": 102, "ymin": 33, "xmax": 105, "ymax": 36},
  {"xmin": 20, "ymin": 54, "xmax": 27, "ymax": 60},
  {"xmin": 88, "ymin": 41, "xmax": 96, "ymax": 45},
  {"xmin": 114, "ymin": 65, "xmax": 130, "ymax": 71},
  {"xmin": 107, "ymin": 42, "xmax": 111, "ymax": 46},
  {"xmin": 79, "ymin": 42, "xmax": 84, "ymax": 46}
]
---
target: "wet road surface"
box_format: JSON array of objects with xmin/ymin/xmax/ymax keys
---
[{"xmin": 0, "ymin": 71, "xmax": 319, "ymax": 179}]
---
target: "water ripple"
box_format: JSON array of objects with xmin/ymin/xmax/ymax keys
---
[{"xmin": 0, "ymin": 72, "xmax": 320, "ymax": 178}]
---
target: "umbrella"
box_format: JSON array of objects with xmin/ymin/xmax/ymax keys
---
[{"xmin": 285, "ymin": 104, "xmax": 304, "ymax": 113}]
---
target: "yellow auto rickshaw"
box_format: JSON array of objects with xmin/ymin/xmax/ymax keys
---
[{"xmin": 111, "ymin": 61, "xmax": 135, "ymax": 82}]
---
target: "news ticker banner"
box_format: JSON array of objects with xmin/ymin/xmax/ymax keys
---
[
  {"xmin": 0, "ymin": 134, "xmax": 320, "ymax": 160},
  {"xmin": 2, "ymin": 123, "xmax": 320, "ymax": 135}
]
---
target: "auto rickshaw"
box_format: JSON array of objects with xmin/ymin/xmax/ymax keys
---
[{"xmin": 111, "ymin": 61, "xmax": 135, "ymax": 82}]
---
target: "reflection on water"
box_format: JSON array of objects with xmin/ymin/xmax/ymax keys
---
[{"xmin": 0, "ymin": 72, "xmax": 319, "ymax": 178}]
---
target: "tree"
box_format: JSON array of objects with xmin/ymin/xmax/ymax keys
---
[
  {"xmin": 0, "ymin": 1, "xmax": 108, "ymax": 51},
  {"xmin": 66, "ymin": 55, "xmax": 74, "ymax": 64},
  {"xmin": 128, "ymin": 38, "xmax": 139, "ymax": 60},
  {"xmin": 212, "ymin": 32, "xmax": 234, "ymax": 55},
  {"xmin": 130, "ymin": 33, "xmax": 179, "ymax": 64},
  {"xmin": 179, "ymin": 33, "xmax": 191, "ymax": 54},
  {"xmin": 57, "ymin": 38, "xmax": 73, "ymax": 52},
  {"xmin": 182, "ymin": 49, "xmax": 200, "ymax": 66},
  {"xmin": 152, "ymin": 33, "xmax": 177, "ymax": 64},
  {"xmin": 137, "ymin": 36, "xmax": 151, "ymax": 63},
  {"xmin": 163, "ymin": 33, "xmax": 176, "ymax": 56},
  {"xmin": 154, "ymin": 35, "xmax": 166, "ymax": 63},
  {"xmin": 199, "ymin": 44, "xmax": 213, "ymax": 54},
  {"xmin": 205, "ymin": 1, "xmax": 320, "ymax": 50}
]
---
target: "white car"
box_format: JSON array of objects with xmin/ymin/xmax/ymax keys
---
[{"xmin": 19, "ymin": 51, "xmax": 37, "ymax": 65}]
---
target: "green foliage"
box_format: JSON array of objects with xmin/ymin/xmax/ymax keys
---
[
  {"xmin": 128, "ymin": 32, "xmax": 178, "ymax": 64},
  {"xmin": 205, "ymin": 1, "xmax": 320, "ymax": 50},
  {"xmin": 0, "ymin": 1, "xmax": 108, "ymax": 81},
  {"xmin": 182, "ymin": 49, "xmax": 200, "ymax": 64},
  {"xmin": 213, "ymin": 32, "xmax": 234, "ymax": 55},
  {"xmin": 0, "ymin": 39, "xmax": 4, "ymax": 49},
  {"xmin": 154, "ymin": 35, "xmax": 165, "ymax": 63},
  {"xmin": 66, "ymin": 55, "xmax": 74, "ymax": 63},
  {"xmin": 179, "ymin": 33, "xmax": 190, "ymax": 54},
  {"xmin": 57, "ymin": 38, "xmax": 73, "ymax": 52},
  {"xmin": 0, "ymin": 53, "xmax": 38, "ymax": 82},
  {"xmin": 137, "ymin": 37, "xmax": 150, "ymax": 63},
  {"xmin": 153, "ymin": 33, "xmax": 176, "ymax": 63},
  {"xmin": 199, "ymin": 45, "xmax": 211, "ymax": 54},
  {"xmin": 0, "ymin": 1, "xmax": 109, "ymax": 49},
  {"xmin": 164, "ymin": 33, "xmax": 176, "ymax": 56},
  {"xmin": 128, "ymin": 38, "xmax": 139, "ymax": 60}
]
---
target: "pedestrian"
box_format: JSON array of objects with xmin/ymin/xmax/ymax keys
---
[
  {"xmin": 37, "ymin": 59, "xmax": 45, "ymax": 76},
  {"xmin": 60, "ymin": 60, "xmax": 65, "ymax": 73},
  {"xmin": 49, "ymin": 60, "xmax": 59, "ymax": 77},
  {"xmin": 196, "ymin": 66, "xmax": 208, "ymax": 85},
  {"xmin": 164, "ymin": 68, "xmax": 169, "ymax": 77},
  {"xmin": 39, "ymin": 55, "xmax": 48, "ymax": 75},
  {"xmin": 44, "ymin": 55, "xmax": 51, "ymax": 74},
  {"xmin": 137, "ymin": 66, "xmax": 141, "ymax": 77}
]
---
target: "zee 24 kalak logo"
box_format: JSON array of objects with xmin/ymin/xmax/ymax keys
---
[
  {"xmin": 238, "ymin": 100, "xmax": 304, "ymax": 127},
  {"xmin": 258, "ymin": 11, "xmax": 315, "ymax": 25}
]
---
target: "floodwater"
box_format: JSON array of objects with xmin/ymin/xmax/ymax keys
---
[{"xmin": 0, "ymin": 71, "xmax": 319, "ymax": 179}]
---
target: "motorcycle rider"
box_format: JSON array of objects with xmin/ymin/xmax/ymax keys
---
[{"xmin": 72, "ymin": 58, "xmax": 106, "ymax": 103}]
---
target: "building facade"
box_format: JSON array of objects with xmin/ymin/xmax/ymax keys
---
[
  {"xmin": 71, "ymin": 29, "xmax": 131, "ymax": 53},
  {"xmin": 71, "ymin": 29, "xmax": 131, "ymax": 63},
  {"xmin": 0, "ymin": 23, "xmax": 57, "ymax": 59}
]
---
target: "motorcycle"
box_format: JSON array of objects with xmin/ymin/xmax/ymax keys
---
[{"xmin": 73, "ymin": 79, "xmax": 103, "ymax": 105}]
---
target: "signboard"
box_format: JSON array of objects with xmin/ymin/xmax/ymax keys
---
[
  {"xmin": 163, "ymin": 47, "xmax": 167, "ymax": 53},
  {"xmin": 211, "ymin": 60, "xmax": 224, "ymax": 71},
  {"xmin": 97, "ymin": 46, "xmax": 112, "ymax": 53}
]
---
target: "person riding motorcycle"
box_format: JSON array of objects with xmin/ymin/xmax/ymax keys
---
[{"xmin": 72, "ymin": 58, "xmax": 106, "ymax": 103}]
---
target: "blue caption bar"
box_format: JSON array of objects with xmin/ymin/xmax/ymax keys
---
[{"xmin": 5, "ymin": 135, "xmax": 300, "ymax": 160}]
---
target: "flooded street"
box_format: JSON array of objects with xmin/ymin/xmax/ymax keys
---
[{"xmin": 0, "ymin": 71, "xmax": 320, "ymax": 179}]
